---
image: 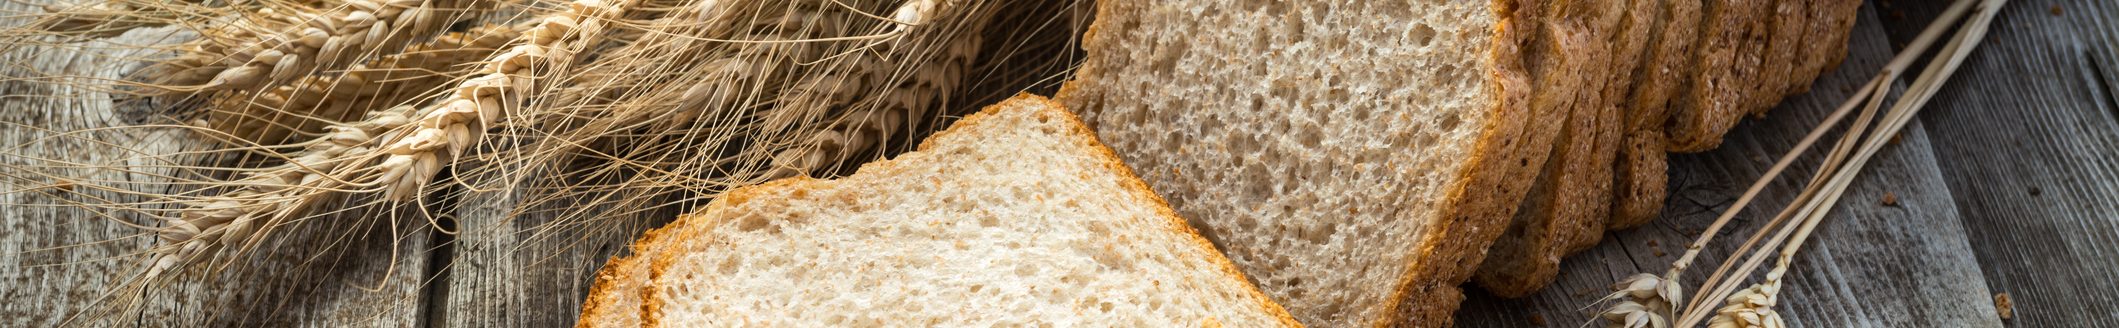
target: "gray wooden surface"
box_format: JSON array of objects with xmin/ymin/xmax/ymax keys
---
[
  {"xmin": 0, "ymin": 6, "xmax": 435, "ymax": 327},
  {"xmin": 0, "ymin": 0, "xmax": 2108, "ymax": 326}
]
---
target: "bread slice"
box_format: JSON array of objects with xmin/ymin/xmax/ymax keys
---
[
  {"xmin": 1057, "ymin": 0, "xmax": 1544, "ymax": 325},
  {"xmin": 1565, "ymin": 0, "xmax": 1661, "ymax": 253},
  {"xmin": 1474, "ymin": 0, "xmax": 1651, "ymax": 297},
  {"xmin": 1664, "ymin": 0, "xmax": 1767, "ymax": 153},
  {"xmin": 1610, "ymin": 0, "xmax": 1703, "ymax": 230},
  {"xmin": 581, "ymin": 95, "xmax": 1299, "ymax": 326},
  {"xmin": 1789, "ymin": 0, "xmax": 1863, "ymax": 96},
  {"xmin": 1748, "ymin": 0, "xmax": 1812, "ymax": 116}
]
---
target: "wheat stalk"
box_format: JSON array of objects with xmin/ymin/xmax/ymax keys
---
[
  {"xmin": 140, "ymin": 0, "xmax": 483, "ymax": 97},
  {"xmin": 5, "ymin": 0, "xmax": 221, "ymax": 41},
  {"xmin": 206, "ymin": 24, "xmax": 523, "ymax": 146},
  {"xmin": 139, "ymin": 0, "xmax": 642, "ymax": 280},
  {"xmin": 1592, "ymin": 0, "xmax": 2003, "ymax": 326},
  {"xmin": 1678, "ymin": 2, "xmax": 2003, "ymax": 326}
]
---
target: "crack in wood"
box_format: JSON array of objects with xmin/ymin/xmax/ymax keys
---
[{"xmin": 419, "ymin": 169, "xmax": 466, "ymax": 328}]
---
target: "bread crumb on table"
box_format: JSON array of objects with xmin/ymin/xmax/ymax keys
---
[
  {"xmin": 1528, "ymin": 313, "xmax": 1547, "ymax": 326},
  {"xmin": 1995, "ymin": 292, "xmax": 2014, "ymax": 320},
  {"xmin": 1881, "ymin": 192, "xmax": 1899, "ymax": 206}
]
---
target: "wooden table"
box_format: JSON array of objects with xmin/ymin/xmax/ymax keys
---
[{"xmin": 2, "ymin": 1, "xmax": 2110, "ymax": 326}]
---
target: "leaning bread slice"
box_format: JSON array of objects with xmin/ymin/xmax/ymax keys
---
[
  {"xmin": 1058, "ymin": 0, "xmax": 1543, "ymax": 326},
  {"xmin": 1475, "ymin": 0, "xmax": 1652, "ymax": 297},
  {"xmin": 608, "ymin": 95, "xmax": 1297, "ymax": 326},
  {"xmin": 1664, "ymin": 0, "xmax": 1765, "ymax": 153},
  {"xmin": 1610, "ymin": 0, "xmax": 1704, "ymax": 230},
  {"xmin": 1748, "ymin": 0, "xmax": 1812, "ymax": 116}
]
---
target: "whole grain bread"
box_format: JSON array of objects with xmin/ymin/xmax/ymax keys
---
[
  {"xmin": 581, "ymin": 95, "xmax": 1299, "ymax": 326},
  {"xmin": 1057, "ymin": 0, "xmax": 1545, "ymax": 326}
]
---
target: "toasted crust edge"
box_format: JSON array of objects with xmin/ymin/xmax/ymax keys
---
[{"xmin": 576, "ymin": 208, "xmax": 686, "ymax": 328}]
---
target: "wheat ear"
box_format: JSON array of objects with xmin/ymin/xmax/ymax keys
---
[
  {"xmin": 142, "ymin": 0, "xmax": 480, "ymax": 96},
  {"xmin": 205, "ymin": 24, "xmax": 523, "ymax": 146},
  {"xmin": 1706, "ymin": 265, "xmax": 1786, "ymax": 328},
  {"xmin": 456, "ymin": 0, "xmax": 1004, "ymax": 238},
  {"xmin": 764, "ymin": 0, "xmax": 993, "ymax": 178},
  {"xmin": 1599, "ymin": 273, "xmax": 1679, "ymax": 328},
  {"xmin": 142, "ymin": 0, "xmax": 640, "ymax": 280}
]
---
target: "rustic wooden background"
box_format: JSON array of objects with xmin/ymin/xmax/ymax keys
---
[{"xmin": 1, "ymin": 0, "xmax": 2110, "ymax": 326}]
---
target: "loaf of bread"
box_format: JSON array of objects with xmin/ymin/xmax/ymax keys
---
[
  {"xmin": 1059, "ymin": 0, "xmax": 1864, "ymax": 320},
  {"xmin": 577, "ymin": 95, "xmax": 1298, "ymax": 326},
  {"xmin": 1486, "ymin": 0, "xmax": 1862, "ymax": 296},
  {"xmin": 1058, "ymin": 0, "xmax": 1547, "ymax": 326}
]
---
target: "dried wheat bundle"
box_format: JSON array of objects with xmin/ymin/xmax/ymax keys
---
[
  {"xmin": 205, "ymin": 23, "xmax": 522, "ymax": 146},
  {"xmin": 138, "ymin": 0, "xmax": 488, "ymax": 97},
  {"xmin": 450, "ymin": 0, "xmax": 1007, "ymax": 230},
  {"xmin": 136, "ymin": 0, "xmax": 643, "ymax": 280},
  {"xmin": 1589, "ymin": 1, "xmax": 2005, "ymax": 326}
]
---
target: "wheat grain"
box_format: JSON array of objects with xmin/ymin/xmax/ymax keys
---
[
  {"xmin": 1707, "ymin": 264, "xmax": 1786, "ymax": 328},
  {"xmin": 1598, "ymin": 274, "xmax": 1677, "ymax": 328},
  {"xmin": 207, "ymin": 24, "xmax": 522, "ymax": 146}
]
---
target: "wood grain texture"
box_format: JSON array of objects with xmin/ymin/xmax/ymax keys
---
[
  {"xmin": 0, "ymin": 1, "xmax": 432, "ymax": 326},
  {"xmin": 437, "ymin": 177, "xmax": 680, "ymax": 327},
  {"xmin": 1457, "ymin": 3, "xmax": 2003, "ymax": 327},
  {"xmin": 1872, "ymin": 0, "xmax": 2119, "ymax": 326}
]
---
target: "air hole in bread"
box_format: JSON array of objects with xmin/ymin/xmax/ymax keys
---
[
  {"xmin": 1407, "ymin": 23, "xmax": 1438, "ymax": 47},
  {"xmin": 1240, "ymin": 0, "xmax": 1286, "ymax": 15},
  {"xmin": 733, "ymin": 212, "xmax": 771, "ymax": 232},
  {"xmin": 1149, "ymin": 42, "xmax": 1189, "ymax": 77},
  {"xmin": 1296, "ymin": 127, "xmax": 1323, "ymax": 149}
]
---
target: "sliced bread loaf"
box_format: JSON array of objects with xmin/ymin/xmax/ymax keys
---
[
  {"xmin": 1057, "ymin": 0, "xmax": 1544, "ymax": 326},
  {"xmin": 581, "ymin": 95, "xmax": 1299, "ymax": 326}
]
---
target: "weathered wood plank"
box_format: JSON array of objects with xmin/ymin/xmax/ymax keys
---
[
  {"xmin": 1873, "ymin": 0, "xmax": 2119, "ymax": 326},
  {"xmin": 1458, "ymin": 3, "xmax": 2002, "ymax": 327},
  {"xmin": 437, "ymin": 179, "xmax": 680, "ymax": 327},
  {"xmin": 0, "ymin": 2, "xmax": 432, "ymax": 325}
]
